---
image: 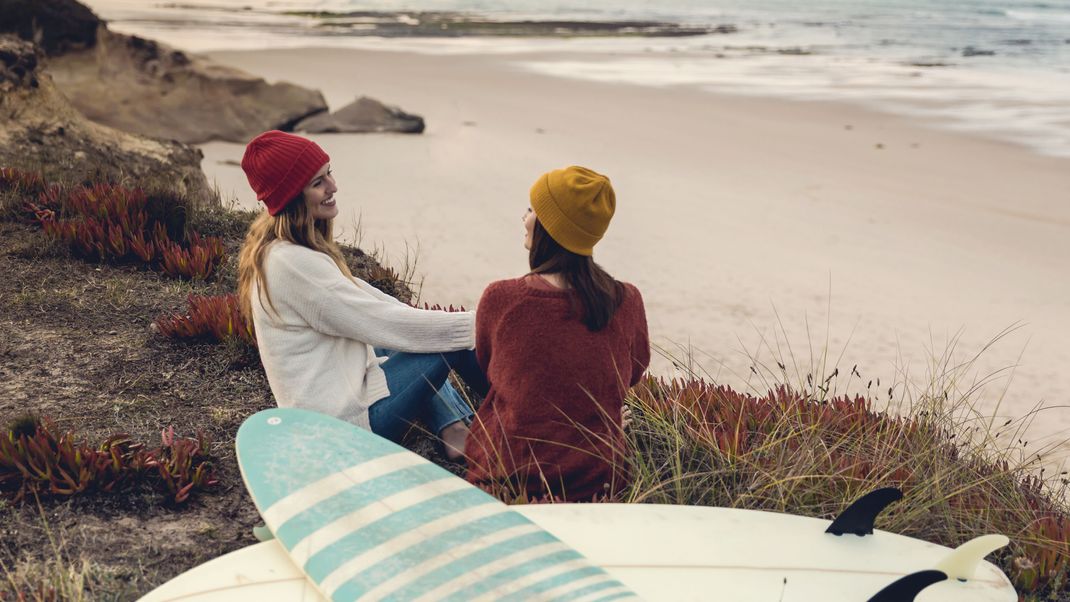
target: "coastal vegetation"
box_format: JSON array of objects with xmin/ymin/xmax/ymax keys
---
[
  {"xmin": 1, "ymin": 417, "xmax": 217, "ymax": 506},
  {"xmin": 1, "ymin": 167, "xmax": 1068, "ymax": 600},
  {"xmin": 0, "ymin": 166, "xmax": 418, "ymax": 599}
]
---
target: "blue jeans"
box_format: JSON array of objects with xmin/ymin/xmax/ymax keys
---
[{"xmin": 368, "ymin": 348, "xmax": 485, "ymax": 443}]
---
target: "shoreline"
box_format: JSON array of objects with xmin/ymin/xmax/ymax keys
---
[
  {"xmin": 80, "ymin": 0, "xmax": 1070, "ymax": 159},
  {"xmin": 199, "ymin": 45, "xmax": 1070, "ymax": 461},
  {"xmin": 94, "ymin": 14, "xmax": 1070, "ymax": 160}
]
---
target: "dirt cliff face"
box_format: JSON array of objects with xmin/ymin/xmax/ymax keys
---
[
  {"xmin": 0, "ymin": 35, "xmax": 212, "ymax": 203},
  {"xmin": 0, "ymin": 0, "xmax": 101, "ymax": 56},
  {"xmin": 45, "ymin": 28, "xmax": 330, "ymax": 145},
  {"xmin": 2, "ymin": 0, "xmax": 328, "ymax": 145},
  {"xmin": 4, "ymin": 0, "xmax": 429, "ymax": 146}
]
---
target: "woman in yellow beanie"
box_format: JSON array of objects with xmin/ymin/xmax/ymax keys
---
[{"xmin": 465, "ymin": 166, "xmax": 650, "ymax": 501}]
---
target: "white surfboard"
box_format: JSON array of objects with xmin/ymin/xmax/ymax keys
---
[
  {"xmin": 140, "ymin": 540, "xmax": 321, "ymax": 601},
  {"xmin": 142, "ymin": 505, "xmax": 1016, "ymax": 601},
  {"xmin": 517, "ymin": 504, "xmax": 1015, "ymax": 602},
  {"xmin": 141, "ymin": 409, "xmax": 1016, "ymax": 601}
]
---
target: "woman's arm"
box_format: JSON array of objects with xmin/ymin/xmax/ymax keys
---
[
  {"xmin": 352, "ymin": 277, "xmax": 408, "ymax": 307},
  {"xmin": 269, "ymin": 246, "xmax": 474, "ymax": 353},
  {"xmin": 628, "ymin": 286, "xmax": 651, "ymax": 387},
  {"xmin": 474, "ymin": 283, "xmax": 501, "ymax": 376}
]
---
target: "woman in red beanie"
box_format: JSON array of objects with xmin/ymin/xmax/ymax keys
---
[
  {"xmin": 236, "ymin": 130, "xmax": 486, "ymax": 459},
  {"xmin": 464, "ymin": 166, "xmax": 650, "ymax": 501}
]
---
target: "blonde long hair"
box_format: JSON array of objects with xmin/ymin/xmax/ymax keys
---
[{"xmin": 237, "ymin": 194, "xmax": 353, "ymax": 329}]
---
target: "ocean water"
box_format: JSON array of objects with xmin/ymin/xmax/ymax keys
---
[{"xmin": 82, "ymin": 0, "xmax": 1070, "ymax": 157}]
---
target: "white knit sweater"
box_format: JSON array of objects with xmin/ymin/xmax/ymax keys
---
[{"xmin": 250, "ymin": 241, "xmax": 475, "ymax": 429}]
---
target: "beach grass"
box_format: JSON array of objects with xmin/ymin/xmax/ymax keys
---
[
  {"xmin": 0, "ymin": 495, "xmax": 111, "ymax": 602},
  {"xmin": 614, "ymin": 335, "xmax": 1070, "ymax": 597}
]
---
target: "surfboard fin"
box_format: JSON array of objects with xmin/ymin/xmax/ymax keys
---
[
  {"xmin": 865, "ymin": 534, "xmax": 1010, "ymax": 601},
  {"xmin": 865, "ymin": 570, "xmax": 947, "ymax": 602},
  {"xmin": 825, "ymin": 487, "xmax": 903, "ymax": 536},
  {"xmin": 934, "ymin": 534, "xmax": 1009, "ymax": 581},
  {"xmin": 252, "ymin": 524, "xmax": 275, "ymax": 542}
]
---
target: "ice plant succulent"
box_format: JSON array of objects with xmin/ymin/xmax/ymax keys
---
[
  {"xmin": 24, "ymin": 178, "xmax": 225, "ymax": 279},
  {"xmin": 157, "ymin": 231, "xmax": 225, "ymax": 281},
  {"xmin": 0, "ymin": 417, "xmax": 217, "ymax": 505},
  {"xmin": 0, "ymin": 167, "xmax": 46, "ymax": 199},
  {"xmin": 154, "ymin": 293, "xmax": 255, "ymax": 348},
  {"xmin": 0, "ymin": 418, "xmax": 142, "ymax": 502},
  {"xmin": 152, "ymin": 427, "xmax": 218, "ymax": 504}
]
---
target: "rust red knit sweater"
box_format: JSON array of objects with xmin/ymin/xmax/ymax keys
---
[{"xmin": 465, "ymin": 276, "xmax": 650, "ymax": 502}]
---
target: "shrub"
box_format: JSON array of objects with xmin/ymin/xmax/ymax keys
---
[
  {"xmin": 34, "ymin": 184, "xmax": 148, "ymax": 263},
  {"xmin": 414, "ymin": 302, "xmax": 466, "ymax": 312},
  {"xmin": 154, "ymin": 293, "xmax": 255, "ymax": 348},
  {"xmin": 157, "ymin": 231, "xmax": 225, "ymax": 281},
  {"xmin": 22, "ymin": 176, "xmax": 224, "ymax": 280},
  {"xmin": 0, "ymin": 167, "xmax": 46, "ymax": 197},
  {"xmin": 153, "ymin": 427, "xmax": 217, "ymax": 505},
  {"xmin": 0, "ymin": 167, "xmax": 49, "ymax": 220},
  {"xmin": 0, "ymin": 417, "xmax": 217, "ymax": 505},
  {"xmin": 363, "ymin": 263, "xmax": 403, "ymax": 295}
]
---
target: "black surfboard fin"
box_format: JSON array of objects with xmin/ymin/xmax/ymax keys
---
[
  {"xmin": 866, "ymin": 570, "xmax": 948, "ymax": 602},
  {"xmin": 825, "ymin": 487, "xmax": 903, "ymax": 536}
]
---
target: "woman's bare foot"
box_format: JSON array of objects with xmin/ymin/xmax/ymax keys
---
[
  {"xmin": 440, "ymin": 421, "xmax": 470, "ymax": 462},
  {"xmin": 621, "ymin": 405, "xmax": 633, "ymax": 431}
]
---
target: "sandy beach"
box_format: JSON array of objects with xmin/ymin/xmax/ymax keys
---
[{"xmin": 198, "ymin": 47, "xmax": 1070, "ymax": 460}]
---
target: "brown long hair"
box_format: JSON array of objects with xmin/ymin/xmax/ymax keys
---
[
  {"xmin": 529, "ymin": 219, "xmax": 624, "ymax": 332},
  {"xmin": 237, "ymin": 194, "xmax": 352, "ymax": 330}
]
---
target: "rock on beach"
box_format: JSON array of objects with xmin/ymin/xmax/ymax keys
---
[{"xmin": 295, "ymin": 96, "xmax": 426, "ymax": 134}]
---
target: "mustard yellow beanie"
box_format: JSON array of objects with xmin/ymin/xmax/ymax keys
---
[{"xmin": 529, "ymin": 166, "xmax": 615, "ymax": 256}]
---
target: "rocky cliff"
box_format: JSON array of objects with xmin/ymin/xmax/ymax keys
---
[
  {"xmin": 46, "ymin": 28, "xmax": 330, "ymax": 145},
  {"xmin": 0, "ymin": 35, "xmax": 211, "ymax": 202}
]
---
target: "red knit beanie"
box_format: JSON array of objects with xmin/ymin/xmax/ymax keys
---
[{"xmin": 241, "ymin": 131, "xmax": 330, "ymax": 215}]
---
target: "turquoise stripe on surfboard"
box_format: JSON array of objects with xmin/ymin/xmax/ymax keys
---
[
  {"xmin": 329, "ymin": 510, "xmax": 532, "ymax": 597},
  {"xmin": 304, "ymin": 487, "xmax": 496, "ymax": 582},
  {"xmin": 236, "ymin": 410, "xmax": 400, "ymax": 509},
  {"xmin": 548, "ymin": 578, "xmax": 631, "ymax": 602},
  {"xmin": 457, "ymin": 563, "xmax": 606, "ymax": 602},
  {"xmin": 274, "ymin": 463, "xmax": 452, "ymax": 547},
  {"xmin": 585, "ymin": 592, "xmax": 640, "ymax": 602},
  {"xmin": 380, "ymin": 536, "xmax": 580, "ymax": 601},
  {"xmin": 438, "ymin": 551, "xmax": 599, "ymax": 602},
  {"xmin": 497, "ymin": 566, "xmax": 609, "ymax": 602}
]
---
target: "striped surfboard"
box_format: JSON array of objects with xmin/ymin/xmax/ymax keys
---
[{"xmin": 236, "ymin": 408, "xmax": 639, "ymax": 602}]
